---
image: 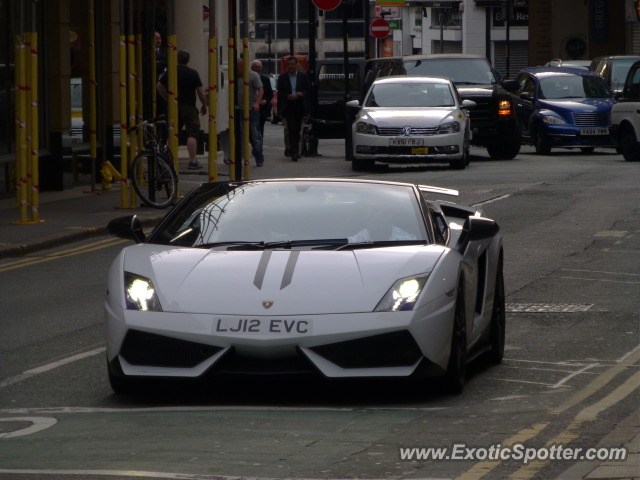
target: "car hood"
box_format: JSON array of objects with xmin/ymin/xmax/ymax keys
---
[
  {"xmin": 538, "ymin": 98, "xmax": 616, "ymax": 114},
  {"xmin": 359, "ymin": 108, "xmax": 458, "ymax": 128},
  {"xmin": 123, "ymin": 244, "xmax": 446, "ymax": 315},
  {"xmin": 456, "ymin": 86, "xmax": 494, "ymax": 97}
]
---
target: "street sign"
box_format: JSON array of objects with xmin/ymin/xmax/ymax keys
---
[
  {"xmin": 388, "ymin": 19, "xmax": 401, "ymax": 29},
  {"xmin": 370, "ymin": 18, "xmax": 391, "ymax": 39},
  {"xmin": 375, "ymin": 6, "xmax": 400, "ymax": 18},
  {"xmin": 312, "ymin": 0, "xmax": 341, "ymax": 11}
]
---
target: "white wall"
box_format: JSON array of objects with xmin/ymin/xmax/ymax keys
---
[{"xmin": 463, "ymin": 1, "xmax": 486, "ymax": 57}]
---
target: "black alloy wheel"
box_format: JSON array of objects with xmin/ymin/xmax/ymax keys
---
[
  {"xmin": 443, "ymin": 282, "xmax": 467, "ymax": 393},
  {"xmin": 486, "ymin": 256, "xmax": 506, "ymax": 364},
  {"xmin": 620, "ymin": 125, "xmax": 640, "ymax": 161},
  {"xmin": 534, "ymin": 125, "xmax": 552, "ymax": 155}
]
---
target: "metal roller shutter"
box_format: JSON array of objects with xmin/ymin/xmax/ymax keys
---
[
  {"xmin": 431, "ymin": 40, "xmax": 463, "ymax": 54},
  {"xmin": 493, "ymin": 41, "xmax": 529, "ymax": 80}
]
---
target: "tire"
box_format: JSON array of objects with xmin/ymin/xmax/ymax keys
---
[
  {"xmin": 464, "ymin": 133, "xmax": 470, "ymax": 166},
  {"xmin": 486, "ymin": 125, "xmax": 521, "ymax": 160},
  {"xmin": 620, "ymin": 125, "xmax": 640, "ymax": 162},
  {"xmin": 449, "ymin": 155, "xmax": 466, "ymax": 170},
  {"xmin": 534, "ymin": 125, "xmax": 552, "ymax": 155},
  {"xmin": 580, "ymin": 147, "xmax": 595, "ymax": 154},
  {"xmin": 352, "ymin": 158, "xmax": 374, "ymax": 171},
  {"xmin": 443, "ymin": 282, "xmax": 467, "ymax": 394},
  {"xmin": 486, "ymin": 256, "xmax": 505, "ymax": 365},
  {"xmin": 131, "ymin": 152, "xmax": 178, "ymax": 209},
  {"xmin": 107, "ymin": 360, "xmax": 135, "ymax": 395}
]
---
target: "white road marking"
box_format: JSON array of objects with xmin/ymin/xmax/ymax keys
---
[
  {"xmin": 617, "ymin": 343, "xmax": 640, "ymax": 363},
  {"xmin": 490, "ymin": 395, "xmax": 528, "ymax": 401},
  {"xmin": 506, "ymin": 303, "xmax": 593, "ymax": 313},
  {"xmin": 488, "ymin": 378, "xmax": 557, "ymax": 387},
  {"xmin": 559, "ymin": 276, "xmax": 640, "ymax": 284},
  {"xmin": 0, "ymin": 417, "xmax": 57, "ymax": 439},
  {"xmin": 0, "ymin": 347, "xmax": 106, "ymax": 389},
  {"xmin": 0, "ymin": 471, "xmax": 454, "ymax": 480},
  {"xmin": 551, "ymin": 363, "xmax": 599, "ymax": 389},
  {"xmin": 594, "ymin": 230, "xmax": 627, "ymax": 237},
  {"xmin": 471, "ymin": 193, "xmax": 511, "ymax": 207},
  {"xmin": 561, "ymin": 268, "xmax": 640, "ymax": 277},
  {"xmin": 0, "ymin": 406, "xmax": 450, "ymax": 415}
]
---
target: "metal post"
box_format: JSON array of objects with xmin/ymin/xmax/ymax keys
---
[
  {"xmin": 363, "ymin": 0, "xmax": 369, "ymax": 60},
  {"xmin": 151, "ymin": 6, "xmax": 156, "ymax": 121},
  {"xmin": 13, "ymin": 0, "xmax": 29, "ymax": 224},
  {"xmin": 343, "ymin": 3, "xmax": 352, "ymax": 161},
  {"xmin": 290, "ymin": 0, "xmax": 295, "ymax": 56},
  {"xmin": 128, "ymin": 0, "xmax": 138, "ymax": 207},
  {"xmin": 440, "ymin": 12, "xmax": 444, "ymax": 53},
  {"xmin": 228, "ymin": 36, "xmax": 236, "ymax": 181},
  {"xmin": 89, "ymin": 0, "xmax": 97, "ymax": 193},
  {"xmin": 268, "ymin": 25, "xmax": 272, "ymax": 74},
  {"xmin": 136, "ymin": 25, "xmax": 143, "ymax": 189},
  {"xmin": 25, "ymin": 30, "xmax": 32, "ymax": 205},
  {"xmin": 243, "ymin": 0, "xmax": 250, "ymax": 180},
  {"xmin": 118, "ymin": 0, "xmax": 129, "ymax": 208},
  {"xmin": 505, "ymin": 0, "xmax": 510, "ymax": 79},
  {"xmin": 29, "ymin": 8, "xmax": 43, "ymax": 222},
  {"xmin": 208, "ymin": 0, "xmax": 218, "ymax": 182},
  {"xmin": 12, "ymin": 35, "xmax": 20, "ymax": 206}
]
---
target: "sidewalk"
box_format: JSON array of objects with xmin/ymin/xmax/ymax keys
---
[{"xmin": 0, "ymin": 123, "xmax": 351, "ymax": 260}]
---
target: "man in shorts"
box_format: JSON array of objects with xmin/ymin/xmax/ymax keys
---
[{"xmin": 157, "ymin": 50, "xmax": 207, "ymax": 169}]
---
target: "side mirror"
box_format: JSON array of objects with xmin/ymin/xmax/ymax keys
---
[
  {"xmin": 502, "ymin": 80, "xmax": 519, "ymax": 92},
  {"xmin": 346, "ymin": 99, "xmax": 360, "ymax": 108},
  {"xmin": 520, "ymin": 92, "xmax": 533, "ymax": 102},
  {"xmin": 467, "ymin": 216, "xmax": 500, "ymax": 242},
  {"xmin": 107, "ymin": 215, "xmax": 146, "ymax": 244},
  {"xmin": 614, "ymin": 91, "xmax": 622, "ymax": 101},
  {"xmin": 461, "ymin": 100, "xmax": 476, "ymax": 109}
]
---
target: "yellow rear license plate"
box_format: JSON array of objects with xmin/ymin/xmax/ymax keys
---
[{"xmin": 412, "ymin": 147, "xmax": 429, "ymax": 154}]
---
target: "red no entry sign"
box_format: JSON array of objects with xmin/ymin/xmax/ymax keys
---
[
  {"xmin": 312, "ymin": 0, "xmax": 341, "ymax": 11},
  {"xmin": 370, "ymin": 18, "xmax": 391, "ymax": 39}
]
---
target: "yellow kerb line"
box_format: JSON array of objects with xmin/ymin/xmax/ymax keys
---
[{"xmin": 0, "ymin": 239, "xmax": 128, "ymax": 273}]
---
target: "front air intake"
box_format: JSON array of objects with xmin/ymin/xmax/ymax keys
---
[{"xmin": 310, "ymin": 330, "xmax": 423, "ymax": 369}]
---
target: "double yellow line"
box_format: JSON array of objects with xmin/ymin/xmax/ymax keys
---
[
  {"xmin": 455, "ymin": 347, "xmax": 640, "ymax": 480},
  {"xmin": 0, "ymin": 237, "xmax": 128, "ymax": 273}
]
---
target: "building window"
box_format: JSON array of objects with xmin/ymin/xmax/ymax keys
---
[
  {"xmin": 431, "ymin": 6, "xmax": 461, "ymax": 29},
  {"xmin": 324, "ymin": 2, "xmax": 364, "ymax": 39},
  {"xmin": 255, "ymin": 0, "xmax": 275, "ymax": 21},
  {"xmin": 254, "ymin": 0, "xmax": 309, "ymax": 42}
]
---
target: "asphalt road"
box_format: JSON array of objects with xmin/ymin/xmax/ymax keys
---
[{"xmin": 0, "ymin": 136, "xmax": 639, "ymax": 480}]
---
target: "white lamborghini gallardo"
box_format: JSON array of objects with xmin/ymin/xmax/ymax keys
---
[{"xmin": 105, "ymin": 179, "xmax": 504, "ymax": 394}]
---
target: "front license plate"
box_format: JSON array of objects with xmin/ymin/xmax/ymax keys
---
[
  {"xmin": 412, "ymin": 147, "xmax": 429, "ymax": 154},
  {"xmin": 580, "ymin": 128, "xmax": 609, "ymax": 136},
  {"xmin": 213, "ymin": 318, "xmax": 313, "ymax": 335},
  {"xmin": 390, "ymin": 138, "xmax": 424, "ymax": 146}
]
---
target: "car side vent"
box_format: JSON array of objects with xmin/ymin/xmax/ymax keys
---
[
  {"xmin": 120, "ymin": 329, "xmax": 222, "ymax": 368},
  {"xmin": 309, "ymin": 330, "xmax": 422, "ymax": 369},
  {"xmin": 475, "ymin": 249, "xmax": 487, "ymax": 315}
]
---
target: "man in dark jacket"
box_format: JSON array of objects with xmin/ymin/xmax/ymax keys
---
[
  {"xmin": 277, "ymin": 56, "xmax": 310, "ymax": 161},
  {"xmin": 251, "ymin": 60, "xmax": 274, "ymax": 140}
]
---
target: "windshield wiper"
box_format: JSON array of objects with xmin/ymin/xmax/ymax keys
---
[
  {"xmin": 224, "ymin": 239, "xmax": 350, "ymax": 250},
  {"xmin": 335, "ymin": 240, "xmax": 428, "ymax": 251},
  {"xmin": 455, "ymin": 81, "xmax": 486, "ymax": 85}
]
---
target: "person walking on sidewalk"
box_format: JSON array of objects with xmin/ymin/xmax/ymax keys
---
[
  {"xmin": 277, "ymin": 56, "xmax": 310, "ymax": 162},
  {"xmin": 237, "ymin": 58, "xmax": 265, "ymax": 167},
  {"xmin": 251, "ymin": 60, "xmax": 274, "ymax": 141},
  {"xmin": 157, "ymin": 50, "xmax": 207, "ymax": 170}
]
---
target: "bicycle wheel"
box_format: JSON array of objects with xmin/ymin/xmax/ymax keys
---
[{"xmin": 131, "ymin": 152, "xmax": 178, "ymax": 209}]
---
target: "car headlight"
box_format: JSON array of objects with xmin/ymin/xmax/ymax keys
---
[
  {"xmin": 437, "ymin": 121, "xmax": 461, "ymax": 135},
  {"xmin": 356, "ymin": 121, "xmax": 378, "ymax": 135},
  {"xmin": 498, "ymin": 99, "xmax": 512, "ymax": 116},
  {"xmin": 542, "ymin": 115, "xmax": 566, "ymax": 125},
  {"xmin": 124, "ymin": 272, "xmax": 162, "ymax": 311},
  {"xmin": 375, "ymin": 274, "xmax": 430, "ymax": 312}
]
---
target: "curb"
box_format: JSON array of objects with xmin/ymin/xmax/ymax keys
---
[{"xmin": 0, "ymin": 216, "xmax": 162, "ymax": 261}]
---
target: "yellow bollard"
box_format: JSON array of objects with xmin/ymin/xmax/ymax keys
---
[
  {"xmin": 151, "ymin": 34, "xmax": 156, "ymax": 124},
  {"xmin": 13, "ymin": 39, "xmax": 28, "ymax": 224},
  {"xmin": 135, "ymin": 32, "xmax": 144, "ymax": 187},
  {"xmin": 12, "ymin": 36, "xmax": 20, "ymax": 206},
  {"xmin": 29, "ymin": 32, "xmax": 43, "ymax": 222},
  {"xmin": 170, "ymin": 35, "xmax": 179, "ymax": 196},
  {"xmin": 118, "ymin": 35, "xmax": 129, "ymax": 206},
  {"xmin": 101, "ymin": 160, "xmax": 122, "ymax": 190},
  {"xmin": 208, "ymin": 37, "xmax": 217, "ymax": 182},
  {"xmin": 243, "ymin": 37, "xmax": 250, "ymax": 181},
  {"xmin": 167, "ymin": 36, "xmax": 176, "ymax": 168},
  {"xmin": 127, "ymin": 33, "xmax": 137, "ymax": 207},
  {"xmin": 228, "ymin": 38, "xmax": 235, "ymax": 181},
  {"xmin": 89, "ymin": 0, "xmax": 98, "ymax": 192},
  {"xmin": 24, "ymin": 32, "xmax": 32, "ymax": 206}
]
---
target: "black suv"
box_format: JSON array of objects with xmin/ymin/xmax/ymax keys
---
[
  {"xmin": 589, "ymin": 55, "xmax": 640, "ymax": 97},
  {"xmin": 363, "ymin": 55, "xmax": 521, "ymax": 160}
]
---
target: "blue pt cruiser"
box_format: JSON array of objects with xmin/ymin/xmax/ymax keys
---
[{"xmin": 504, "ymin": 67, "xmax": 615, "ymax": 155}]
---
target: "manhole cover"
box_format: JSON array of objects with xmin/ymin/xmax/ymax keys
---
[{"xmin": 506, "ymin": 303, "xmax": 594, "ymax": 313}]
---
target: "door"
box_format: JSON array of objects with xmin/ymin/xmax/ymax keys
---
[{"xmin": 513, "ymin": 74, "xmax": 536, "ymax": 138}]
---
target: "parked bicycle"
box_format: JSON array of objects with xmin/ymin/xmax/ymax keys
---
[
  {"xmin": 128, "ymin": 115, "xmax": 178, "ymax": 209},
  {"xmin": 301, "ymin": 118, "xmax": 327, "ymax": 157}
]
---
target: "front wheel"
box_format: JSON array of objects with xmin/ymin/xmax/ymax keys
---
[
  {"xmin": 534, "ymin": 125, "xmax": 552, "ymax": 155},
  {"xmin": 486, "ymin": 256, "xmax": 505, "ymax": 364},
  {"xmin": 580, "ymin": 147, "xmax": 595, "ymax": 154},
  {"xmin": 131, "ymin": 152, "xmax": 178, "ymax": 209},
  {"xmin": 443, "ymin": 282, "xmax": 467, "ymax": 394},
  {"xmin": 620, "ymin": 125, "xmax": 640, "ymax": 161},
  {"xmin": 449, "ymin": 155, "xmax": 466, "ymax": 170}
]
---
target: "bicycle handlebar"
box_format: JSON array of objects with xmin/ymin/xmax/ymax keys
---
[{"xmin": 126, "ymin": 114, "xmax": 167, "ymax": 134}]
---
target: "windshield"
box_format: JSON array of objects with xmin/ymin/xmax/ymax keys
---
[
  {"xmin": 153, "ymin": 182, "xmax": 429, "ymax": 247},
  {"xmin": 403, "ymin": 58, "xmax": 496, "ymax": 85},
  {"xmin": 612, "ymin": 59, "xmax": 639, "ymax": 90},
  {"xmin": 366, "ymin": 82, "xmax": 455, "ymax": 108},
  {"xmin": 538, "ymin": 75, "xmax": 611, "ymax": 99}
]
